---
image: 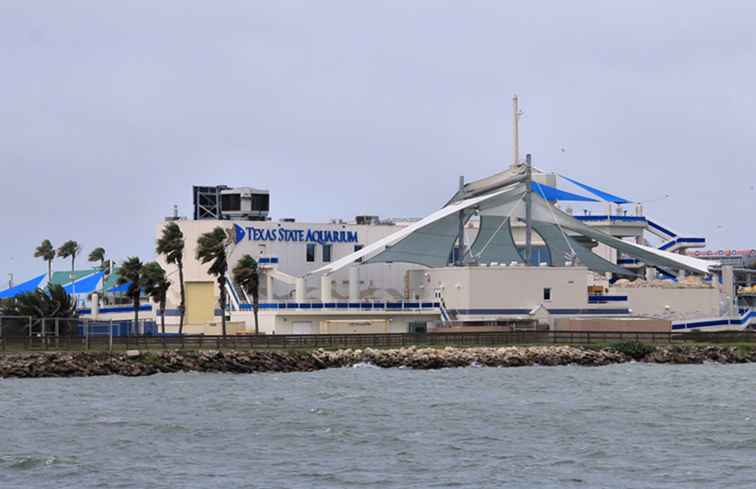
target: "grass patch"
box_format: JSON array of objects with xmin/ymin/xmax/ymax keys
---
[{"xmin": 608, "ymin": 341, "xmax": 656, "ymax": 360}]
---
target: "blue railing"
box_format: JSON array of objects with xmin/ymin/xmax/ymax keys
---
[
  {"xmin": 575, "ymin": 215, "xmax": 647, "ymax": 223},
  {"xmin": 78, "ymin": 304, "xmax": 152, "ymax": 315},
  {"xmin": 658, "ymin": 237, "xmax": 706, "ymax": 251},
  {"xmin": 240, "ymin": 301, "xmax": 440, "ymax": 311},
  {"xmin": 588, "ymin": 295, "xmax": 628, "ymax": 304},
  {"xmin": 646, "ymin": 219, "xmax": 677, "ymax": 238}
]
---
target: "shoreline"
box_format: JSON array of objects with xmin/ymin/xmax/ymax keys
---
[{"xmin": 0, "ymin": 345, "xmax": 754, "ymax": 378}]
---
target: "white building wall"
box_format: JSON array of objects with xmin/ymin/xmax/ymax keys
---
[
  {"xmin": 611, "ymin": 287, "xmax": 721, "ymax": 320},
  {"xmin": 156, "ymin": 219, "xmax": 423, "ymax": 309},
  {"xmin": 411, "ymin": 266, "xmax": 591, "ymax": 312}
]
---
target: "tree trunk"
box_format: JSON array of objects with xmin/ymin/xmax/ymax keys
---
[
  {"xmin": 178, "ymin": 259, "xmax": 186, "ymax": 335},
  {"xmin": 133, "ymin": 297, "xmax": 139, "ymax": 336},
  {"xmin": 219, "ymin": 275, "xmax": 227, "ymax": 338},
  {"xmin": 253, "ymin": 292, "xmax": 259, "ymax": 335},
  {"xmin": 160, "ymin": 304, "xmax": 166, "ymax": 336},
  {"xmin": 71, "ymin": 256, "xmax": 77, "ymax": 308},
  {"xmin": 100, "ymin": 258, "xmax": 106, "ymax": 299},
  {"xmin": 47, "ymin": 260, "xmax": 52, "ymax": 283}
]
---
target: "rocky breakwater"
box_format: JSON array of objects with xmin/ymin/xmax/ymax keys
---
[{"xmin": 0, "ymin": 345, "xmax": 754, "ymax": 378}]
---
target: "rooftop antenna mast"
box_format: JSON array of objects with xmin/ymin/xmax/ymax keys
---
[
  {"xmin": 524, "ymin": 153, "xmax": 534, "ymax": 265},
  {"xmin": 512, "ymin": 94, "xmax": 523, "ymax": 166}
]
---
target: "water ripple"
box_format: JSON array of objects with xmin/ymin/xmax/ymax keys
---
[{"xmin": 1, "ymin": 364, "xmax": 756, "ymax": 488}]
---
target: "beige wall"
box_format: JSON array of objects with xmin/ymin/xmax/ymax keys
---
[
  {"xmin": 269, "ymin": 314, "xmax": 427, "ymax": 334},
  {"xmin": 321, "ymin": 320, "xmax": 391, "ymax": 334},
  {"xmin": 185, "ymin": 281, "xmax": 215, "ymax": 325},
  {"xmin": 411, "ymin": 266, "xmax": 590, "ymax": 312},
  {"xmin": 554, "ymin": 317, "xmax": 671, "ymax": 332},
  {"xmin": 611, "ymin": 287, "xmax": 720, "ymax": 319}
]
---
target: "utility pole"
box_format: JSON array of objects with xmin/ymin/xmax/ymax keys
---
[
  {"xmin": 524, "ymin": 154, "xmax": 533, "ymax": 265},
  {"xmin": 457, "ymin": 175, "xmax": 465, "ymax": 266}
]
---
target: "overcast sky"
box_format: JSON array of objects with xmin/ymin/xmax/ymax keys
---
[{"xmin": 1, "ymin": 1, "xmax": 755, "ymax": 283}]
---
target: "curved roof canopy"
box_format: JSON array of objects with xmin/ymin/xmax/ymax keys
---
[{"xmin": 312, "ymin": 174, "xmax": 714, "ymax": 276}]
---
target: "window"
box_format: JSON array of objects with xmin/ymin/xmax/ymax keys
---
[
  {"xmin": 306, "ymin": 243, "xmax": 316, "ymax": 262},
  {"xmin": 409, "ymin": 321, "xmax": 428, "ymax": 334},
  {"xmin": 322, "ymin": 244, "xmax": 332, "ymax": 263},
  {"xmin": 354, "ymin": 244, "xmax": 364, "ymax": 263},
  {"xmin": 543, "ymin": 288, "xmax": 552, "ymax": 301}
]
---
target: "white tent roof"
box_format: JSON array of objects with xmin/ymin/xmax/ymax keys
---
[
  {"xmin": 530, "ymin": 195, "xmax": 717, "ymax": 274},
  {"xmin": 311, "ymin": 179, "xmax": 717, "ymax": 276},
  {"xmin": 310, "ymin": 186, "xmax": 519, "ymax": 275}
]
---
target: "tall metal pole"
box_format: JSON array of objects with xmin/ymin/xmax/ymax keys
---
[
  {"xmin": 512, "ymin": 95, "xmax": 520, "ymax": 167},
  {"xmin": 457, "ymin": 175, "xmax": 465, "ymax": 266},
  {"xmin": 524, "ymin": 154, "xmax": 533, "ymax": 265}
]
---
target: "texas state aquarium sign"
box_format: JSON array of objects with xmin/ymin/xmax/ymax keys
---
[{"xmin": 234, "ymin": 224, "xmax": 358, "ymax": 245}]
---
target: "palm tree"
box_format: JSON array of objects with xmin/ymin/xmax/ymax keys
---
[
  {"xmin": 57, "ymin": 241, "xmax": 81, "ymax": 306},
  {"xmin": 116, "ymin": 257, "xmax": 143, "ymax": 335},
  {"xmin": 88, "ymin": 247, "xmax": 107, "ymax": 299},
  {"xmin": 57, "ymin": 241, "xmax": 81, "ymax": 282},
  {"xmin": 232, "ymin": 254, "xmax": 260, "ymax": 335},
  {"xmin": 34, "ymin": 240, "xmax": 55, "ymax": 282},
  {"xmin": 142, "ymin": 262, "xmax": 170, "ymax": 336},
  {"xmin": 0, "ymin": 284, "xmax": 77, "ymax": 335},
  {"xmin": 88, "ymin": 247, "xmax": 106, "ymax": 270},
  {"xmin": 196, "ymin": 227, "xmax": 230, "ymax": 337},
  {"xmin": 156, "ymin": 222, "xmax": 186, "ymax": 334}
]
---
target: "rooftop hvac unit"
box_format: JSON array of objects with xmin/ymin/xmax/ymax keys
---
[
  {"xmin": 193, "ymin": 185, "xmax": 270, "ymax": 221},
  {"xmin": 355, "ymin": 215, "xmax": 380, "ymax": 225}
]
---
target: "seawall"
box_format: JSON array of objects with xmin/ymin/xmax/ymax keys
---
[{"xmin": 0, "ymin": 345, "xmax": 754, "ymax": 378}]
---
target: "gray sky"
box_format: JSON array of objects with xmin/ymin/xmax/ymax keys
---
[{"xmin": 2, "ymin": 1, "xmax": 755, "ymax": 283}]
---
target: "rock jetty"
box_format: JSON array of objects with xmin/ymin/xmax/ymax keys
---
[{"xmin": 0, "ymin": 345, "xmax": 754, "ymax": 378}]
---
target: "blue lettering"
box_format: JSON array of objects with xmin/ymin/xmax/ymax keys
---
[{"xmin": 246, "ymin": 227, "xmax": 361, "ymax": 243}]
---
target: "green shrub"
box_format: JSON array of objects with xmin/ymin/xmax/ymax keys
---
[{"xmin": 609, "ymin": 341, "xmax": 656, "ymax": 360}]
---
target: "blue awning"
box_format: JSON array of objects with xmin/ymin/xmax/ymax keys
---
[
  {"xmin": 559, "ymin": 175, "xmax": 632, "ymax": 204},
  {"xmin": 63, "ymin": 271, "xmax": 104, "ymax": 295},
  {"xmin": 108, "ymin": 281, "xmax": 132, "ymax": 293},
  {"xmin": 531, "ymin": 182, "xmax": 598, "ymax": 202},
  {"xmin": 0, "ymin": 274, "xmax": 46, "ymax": 299}
]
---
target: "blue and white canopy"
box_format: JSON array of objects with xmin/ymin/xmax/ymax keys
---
[
  {"xmin": 312, "ymin": 168, "xmax": 714, "ymax": 276},
  {"xmin": 62, "ymin": 271, "xmax": 104, "ymax": 295},
  {"xmin": 0, "ymin": 274, "xmax": 46, "ymax": 299},
  {"xmin": 559, "ymin": 175, "xmax": 632, "ymax": 204},
  {"xmin": 107, "ymin": 281, "xmax": 132, "ymax": 293}
]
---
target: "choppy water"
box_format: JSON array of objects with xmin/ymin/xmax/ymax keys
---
[{"xmin": 2, "ymin": 364, "xmax": 756, "ymax": 488}]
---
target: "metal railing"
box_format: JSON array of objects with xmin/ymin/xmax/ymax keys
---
[
  {"xmin": 3, "ymin": 329, "xmax": 756, "ymax": 353},
  {"xmin": 240, "ymin": 300, "xmax": 441, "ymax": 311}
]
